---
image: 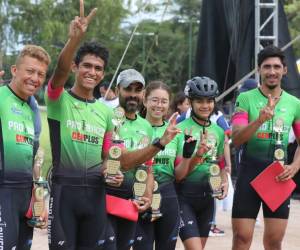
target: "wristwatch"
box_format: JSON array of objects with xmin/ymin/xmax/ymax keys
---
[{"xmin": 152, "ymin": 137, "xmax": 165, "ymax": 151}]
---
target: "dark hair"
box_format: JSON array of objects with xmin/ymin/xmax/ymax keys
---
[
  {"xmin": 99, "ymin": 81, "xmax": 115, "ymax": 91},
  {"xmin": 74, "ymin": 41, "xmax": 109, "ymax": 68},
  {"xmin": 140, "ymin": 80, "xmax": 172, "ymax": 118},
  {"xmin": 172, "ymin": 92, "xmax": 187, "ymax": 113},
  {"xmin": 257, "ymin": 45, "xmax": 286, "ymax": 67}
]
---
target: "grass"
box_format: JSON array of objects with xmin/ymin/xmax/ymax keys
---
[{"xmin": 40, "ymin": 110, "xmax": 52, "ymax": 178}]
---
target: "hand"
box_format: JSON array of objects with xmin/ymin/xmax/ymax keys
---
[
  {"xmin": 107, "ymin": 170, "xmax": 124, "ymax": 187},
  {"xmin": 0, "ymin": 70, "xmax": 4, "ymax": 78},
  {"xmin": 160, "ymin": 112, "xmax": 181, "ymax": 146},
  {"xmin": 276, "ymin": 164, "xmax": 299, "ymax": 182},
  {"xmin": 133, "ymin": 196, "xmax": 151, "ymax": 213},
  {"xmin": 258, "ymin": 94, "xmax": 279, "ymax": 124},
  {"xmin": 69, "ymin": 0, "xmax": 97, "ymax": 39},
  {"xmin": 217, "ymin": 181, "xmax": 229, "ymax": 200},
  {"xmin": 195, "ymin": 130, "xmax": 210, "ymax": 157},
  {"xmin": 225, "ymin": 165, "xmax": 232, "ymax": 175},
  {"xmin": 37, "ymin": 208, "xmax": 48, "ymax": 229},
  {"xmin": 182, "ymin": 128, "xmax": 197, "ymax": 158}
]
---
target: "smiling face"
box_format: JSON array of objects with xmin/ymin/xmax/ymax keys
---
[
  {"xmin": 73, "ymin": 54, "xmax": 105, "ymax": 92},
  {"xmin": 144, "ymin": 88, "xmax": 170, "ymax": 122},
  {"xmin": 258, "ymin": 57, "xmax": 287, "ymax": 90},
  {"xmin": 10, "ymin": 55, "xmax": 48, "ymax": 99},
  {"xmin": 191, "ymin": 97, "xmax": 215, "ymax": 120},
  {"xmin": 117, "ymin": 82, "xmax": 144, "ymax": 114}
]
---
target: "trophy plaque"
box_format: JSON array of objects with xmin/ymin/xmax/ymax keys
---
[
  {"xmin": 133, "ymin": 166, "xmax": 148, "ymax": 201},
  {"xmin": 207, "ymin": 134, "xmax": 223, "ymax": 197},
  {"xmin": 273, "ymin": 117, "xmax": 285, "ymax": 165},
  {"xmin": 151, "ymin": 180, "xmax": 162, "ymax": 220},
  {"xmin": 105, "ymin": 107, "xmax": 125, "ymax": 184}
]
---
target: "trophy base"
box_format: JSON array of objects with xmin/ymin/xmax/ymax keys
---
[
  {"xmin": 151, "ymin": 211, "xmax": 162, "ymax": 222},
  {"xmin": 27, "ymin": 218, "xmax": 46, "ymax": 228}
]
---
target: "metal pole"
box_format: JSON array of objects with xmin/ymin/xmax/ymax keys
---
[{"xmin": 188, "ymin": 20, "xmax": 193, "ymax": 78}]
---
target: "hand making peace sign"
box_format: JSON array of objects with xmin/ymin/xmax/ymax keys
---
[
  {"xmin": 258, "ymin": 94, "xmax": 280, "ymax": 124},
  {"xmin": 159, "ymin": 112, "xmax": 181, "ymax": 147},
  {"xmin": 69, "ymin": 0, "xmax": 97, "ymax": 39},
  {"xmin": 195, "ymin": 130, "xmax": 211, "ymax": 157}
]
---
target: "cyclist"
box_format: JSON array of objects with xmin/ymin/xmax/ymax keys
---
[
  {"xmin": 231, "ymin": 45, "xmax": 300, "ymax": 249},
  {"xmin": 104, "ymin": 71, "xmax": 181, "ymax": 250},
  {"xmin": 175, "ymin": 76, "xmax": 228, "ymax": 250},
  {"xmin": 132, "ymin": 80, "xmax": 196, "ymax": 250},
  {"xmin": 0, "ymin": 45, "xmax": 50, "ymax": 249}
]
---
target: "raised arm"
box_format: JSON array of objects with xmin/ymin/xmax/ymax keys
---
[{"xmin": 51, "ymin": 0, "xmax": 97, "ymax": 89}]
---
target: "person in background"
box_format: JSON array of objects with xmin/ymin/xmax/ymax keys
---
[
  {"xmin": 171, "ymin": 91, "xmax": 190, "ymax": 120},
  {"xmin": 95, "ymin": 81, "xmax": 119, "ymax": 109}
]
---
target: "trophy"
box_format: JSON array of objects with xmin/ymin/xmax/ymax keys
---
[
  {"xmin": 27, "ymin": 177, "xmax": 48, "ymax": 228},
  {"xmin": 133, "ymin": 135, "xmax": 151, "ymax": 201},
  {"xmin": 273, "ymin": 117, "xmax": 285, "ymax": 165},
  {"xmin": 133, "ymin": 166, "xmax": 148, "ymax": 200},
  {"xmin": 105, "ymin": 107, "xmax": 125, "ymax": 184},
  {"xmin": 151, "ymin": 180, "xmax": 162, "ymax": 221},
  {"xmin": 207, "ymin": 134, "xmax": 223, "ymax": 198}
]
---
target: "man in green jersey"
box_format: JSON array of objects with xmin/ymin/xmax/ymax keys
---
[
  {"xmin": 231, "ymin": 45, "xmax": 300, "ymax": 250},
  {"xmin": 0, "ymin": 45, "xmax": 50, "ymax": 249},
  {"xmin": 104, "ymin": 69, "xmax": 180, "ymax": 250},
  {"xmin": 46, "ymin": 1, "xmax": 180, "ymax": 249}
]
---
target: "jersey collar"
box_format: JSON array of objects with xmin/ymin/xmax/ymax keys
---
[{"xmin": 68, "ymin": 90, "xmax": 96, "ymax": 103}]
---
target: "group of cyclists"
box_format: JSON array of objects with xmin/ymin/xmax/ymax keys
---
[{"xmin": 1, "ymin": 1, "xmax": 300, "ymax": 250}]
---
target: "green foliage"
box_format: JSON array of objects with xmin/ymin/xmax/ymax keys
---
[{"xmin": 284, "ymin": 0, "xmax": 300, "ymax": 58}]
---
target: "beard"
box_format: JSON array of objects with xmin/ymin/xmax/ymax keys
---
[
  {"xmin": 119, "ymin": 95, "xmax": 142, "ymax": 113},
  {"xmin": 265, "ymin": 83, "xmax": 277, "ymax": 90}
]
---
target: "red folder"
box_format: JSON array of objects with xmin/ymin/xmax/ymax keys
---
[
  {"xmin": 250, "ymin": 161, "xmax": 296, "ymax": 212},
  {"xmin": 106, "ymin": 195, "xmax": 139, "ymax": 222}
]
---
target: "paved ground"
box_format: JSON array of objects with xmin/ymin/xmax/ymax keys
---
[{"xmin": 32, "ymin": 198, "xmax": 300, "ymax": 249}]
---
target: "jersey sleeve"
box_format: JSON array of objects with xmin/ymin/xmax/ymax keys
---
[
  {"xmin": 44, "ymin": 81, "xmax": 64, "ymax": 120},
  {"xmin": 292, "ymin": 98, "xmax": 300, "ymax": 139},
  {"xmin": 231, "ymin": 93, "xmax": 249, "ymax": 126}
]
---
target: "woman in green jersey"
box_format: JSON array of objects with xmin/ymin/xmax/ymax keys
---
[
  {"xmin": 133, "ymin": 81, "xmax": 196, "ymax": 250},
  {"xmin": 175, "ymin": 77, "xmax": 228, "ymax": 250}
]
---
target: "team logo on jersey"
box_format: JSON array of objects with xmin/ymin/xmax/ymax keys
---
[
  {"xmin": 11, "ymin": 103, "xmax": 23, "ymax": 115},
  {"xmin": 16, "ymin": 134, "xmax": 34, "ymax": 145},
  {"xmin": 71, "ymin": 132, "xmax": 99, "ymax": 145}
]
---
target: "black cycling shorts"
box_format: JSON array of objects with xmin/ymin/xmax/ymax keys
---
[
  {"xmin": 48, "ymin": 180, "xmax": 107, "ymax": 250},
  {"xmin": 0, "ymin": 186, "xmax": 33, "ymax": 250},
  {"xmin": 232, "ymin": 159, "xmax": 290, "ymax": 219},
  {"xmin": 133, "ymin": 182, "xmax": 180, "ymax": 250},
  {"xmin": 103, "ymin": 214, "xmax": 137, "ymax": 250},
  {"xmin": 178, "ymin": 193, "xmax": 214, "ymax": 240}
]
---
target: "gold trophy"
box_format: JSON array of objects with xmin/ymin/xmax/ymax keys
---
[
  {"xmin": 133, "ymin": 135, "xmax": 150, "ymax": 201},
  {"xmin": 207, "ymin": 134, "xmax": 223, "ymax": 197},
  {"xmin": 151, "ymin": 180, "xmax": 162, "ymax": 221},
  {"xmin": 27, "ymin": 177, "xmax": 48, "ymax": 228},
  {"xmin": 105, "ymin": 107, "xmax": 125, "ymax": 184},
  {"xmin": 133, "ymin": 166, "xmax": 148, "ymax": 200},
  {"xmin": 27, "ymin": 147, "xmax": 48, "ymax": 228},
  {"xmin": 273, "ymin": 117, "xmax": 285, "ymax": 165}
]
